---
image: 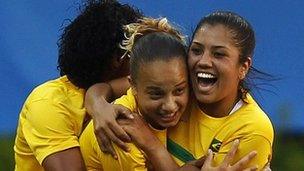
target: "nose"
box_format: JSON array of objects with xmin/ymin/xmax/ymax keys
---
[
  {"xmin": 197, "ymin": 51, "xmax": 212, "ymax": 68},
  {"xmin": 161, "ymin": 96, "xmax": 178, "ymax": 114}
]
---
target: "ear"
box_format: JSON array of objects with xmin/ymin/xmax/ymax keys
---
[
  {"xmin": 128, "ymin": 76, "xmax": 137, "ymax": 96},
  {"xmin": 239, "ymin": 57, "xmax": 252, "ymax": 80}
]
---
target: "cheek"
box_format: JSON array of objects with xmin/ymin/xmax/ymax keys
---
[
  {"xmin": 178, "ymin": 93, "xmax": 189, "ymax": 110},
  {"xmin": 187, "ymin": 55, "xmax": 196, "ymax": 71},
  {"xmin": 220, "ymin": 64, "xmax": 241, "ymax": 87},
  {"xmin": 139, "ymin": 100, "xmax": 160, "ymax": 114}
]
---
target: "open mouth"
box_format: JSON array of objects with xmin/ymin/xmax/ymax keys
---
[
  {"xmin": 160, "ymin": 112, "xmax": 178, "ymax": 122},
  {"xmin": 197, "ymin": 72, "xmax": 217, "ymax": 87}
]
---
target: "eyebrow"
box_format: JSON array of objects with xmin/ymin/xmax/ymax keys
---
[
  {"xmin": 145, "ymin": 81, "xmax": 187, "ymax": 91},
  {"xmin": 192, "ymin": 41, "xmax": 203, "ymax": 46},
  {"xmin": 146, "ymin": 86, "xmax": 162, "ymax": 91},
  {"xmin": 175, "ymin": 80, "xmax": 187, "ymax": 87},
  {"xmin": 192, "ymin": 41, "xmax": 228, "ymax": 50}
]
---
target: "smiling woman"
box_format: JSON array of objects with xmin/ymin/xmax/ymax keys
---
[
  {"xmin": 167, "ymin": 11, "xmax": 274, "ymax": 169},
  {"xmin": 79, "ymin": 17, "xmax": 190, "ymax": 171},
  {"xmin": 131, "ymin": 59, "xmax": 189, "ymax": 130},
  {"xmin": 188, "ymin": 23, "xmax": 250, "ymax": 115}
]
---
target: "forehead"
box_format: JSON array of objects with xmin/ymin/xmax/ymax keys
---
[
  {"xmin": 136, "ymin": 58, "xmax": 187, "ymax": 88},
  {"xmin": 193, "ymin": 24, "xmax": 235, "ymax": 47}
]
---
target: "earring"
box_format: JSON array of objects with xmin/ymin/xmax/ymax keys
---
[{"xmin": 240, "ymin": 72, "xmax": 246, "ymax": 80}]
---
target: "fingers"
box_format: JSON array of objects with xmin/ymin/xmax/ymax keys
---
[
  {"xmin": 95, "ymin": 130, "xmax": 118, "ymax": 159},
  {"xmin": 201, "ymin": 149, "xmax": 213, "ymax": 170},
  {"xmin": 222, "ymin": 139, "xmax": 240, "ymax": 165},
  {"xmin": 102, "ymin": 126, "xmax": 130, "ymax": 152},
  {"xmin": 108, "ymin": 121, "xmax": 131, "ymax": 142},
  {"xmin": 115, "ymin": 105, "xmax": 133, "ymax": 119},
  {"xmin": 189, "ymin": 155, "xmax": 206, "ymax": 168},
  {"xmin": 231, "ymin": 151, "xmax": 257, "ymax": 170}
]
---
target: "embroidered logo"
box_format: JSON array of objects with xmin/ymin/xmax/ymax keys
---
[{"xmin": 209, "ymin": 138, "xmax": 222, "ymax": 152}]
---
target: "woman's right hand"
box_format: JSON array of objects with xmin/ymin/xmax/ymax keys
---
[
  {"xmin": 85, "ymin": 83, "xmax": 133, "ymax": 158},
  {"xmin": 93, "ymin": 103, "xmax": 133, "ymax": 159}
]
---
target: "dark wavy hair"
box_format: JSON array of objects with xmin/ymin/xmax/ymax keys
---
[{"xmin": 57, "ymin": 0, "xmax": 142, "ymax": 89}]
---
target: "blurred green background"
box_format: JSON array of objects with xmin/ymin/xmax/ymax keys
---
[{"xmin": 1, "ymin": 132, "xmax": 304, "ymax": 170}]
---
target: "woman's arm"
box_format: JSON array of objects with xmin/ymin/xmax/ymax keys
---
[
  {"xmin": 85, "ymin": 77, "xmax": 132, "ymax": 158},
  {"xmin": 42, "ymin": 147, "xmax": 85, "ymax": 171},
  {"xmin": 85, "ymin": 77, "xmax": 130, "ymax": 105}
]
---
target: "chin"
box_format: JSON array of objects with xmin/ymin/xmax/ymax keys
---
[{"xmin": 194, "ymin": 92, "xmax": 214, "ymax": 104}]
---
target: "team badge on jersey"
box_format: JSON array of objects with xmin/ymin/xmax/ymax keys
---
[{"xmin": 209, "ymin": 138, "xmax": 222, "ymax": 152}]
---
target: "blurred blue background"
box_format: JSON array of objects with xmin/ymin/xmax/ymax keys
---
[
  {"xmin": 0, "ymin": 0, "xmax": 303, "ymax": 170},
  {"xmin": 1, "ymin": 0, "xmax": 303, "ymax": 135}
]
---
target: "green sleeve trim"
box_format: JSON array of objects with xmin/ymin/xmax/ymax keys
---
[{"xmin": 167, "ymin": 138, "xmax": 195, "ymax": 162}]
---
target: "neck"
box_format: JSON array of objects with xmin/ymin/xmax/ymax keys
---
[{"xmin": 198, "ymin": 93, "xmax": 240, "ymax": 118}]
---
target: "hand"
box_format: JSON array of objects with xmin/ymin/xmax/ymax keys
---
[
  {"xmin": 188, "ymin": 156, "xmax": 206, "ymax": 168},
  {"xmin": 177, "ymin": 156, "xmax": 206, "ymax": 171},
  {"xmin": 117, "ymin": 113, "xmax": 162, "ymax": 153},
  {"xmin": 201, "ymin": 140, "xmax": 258, "ymax": 171},
  {"xmin": 89, "ymin": 98, "xmax": 133, "ymax": 158}
]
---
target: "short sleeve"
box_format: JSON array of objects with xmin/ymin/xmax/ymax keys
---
[{"xmin": 22, "ymin": 99, "xmax": 80, "ymax": 164}]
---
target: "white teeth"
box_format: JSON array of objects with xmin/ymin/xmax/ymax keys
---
[
  {"xmin": 162, "ymin": 113, "xmax": 174, "ymax": 118},
  {"xmin": 197, "ymin": 72, "xmax": 215, "ymax": 78}
]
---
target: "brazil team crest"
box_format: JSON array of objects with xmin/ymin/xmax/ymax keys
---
[{"xmin": 209, "ymin": 138, "xmax": 222, "ymax": 152}]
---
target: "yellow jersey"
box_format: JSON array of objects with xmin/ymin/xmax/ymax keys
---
[
  {"xmin": 14, "ymin": 76, "xmax": 86, "ymax": 171},
  {"xmin": 79, "ymin": 88, "xmax": 166, "ymax": 171},
  {"xmin": 168, "ymin": 93, "xmax": 274, "ymax": 170}
]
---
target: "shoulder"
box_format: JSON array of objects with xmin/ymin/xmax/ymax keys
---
[
  {"xmin": 21, "ymin": 76, "xmax": 86, "ymax": 129},
  {"xmin": 230, "ymin": 93, "xmax": 274, "ymax": 141},
  {"xmin": 114, "ymin": 88, "xmax": 137, "ymax": 112},
  {"xmin": 26, "ymin": 76, "xmax": 84, "ymax": 106},
  {"xmin": 114, "ymin": 142, "xmax": 146, "ymax": 168}
]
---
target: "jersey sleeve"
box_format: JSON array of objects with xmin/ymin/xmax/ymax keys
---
[
  {"xmin": 80, "ymin": 121, "xmax": 147, "ymax": 171},
  {"xmin": 22, "ymin": 98, "xmax": 80, "ymax": 164},
  {"xmin": 114, "ymin": 88, "xmax": 137, "ymax": 112},
  {"xmin": 214, "ymin": 134, "xmax": 272, "ymax": 169}
]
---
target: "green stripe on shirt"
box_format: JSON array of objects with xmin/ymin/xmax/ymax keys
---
[{"xmin": 167, "ymin": 138, "xmax": 195, "ymax": 162}]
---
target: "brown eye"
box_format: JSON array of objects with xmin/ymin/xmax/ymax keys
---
[
  {"xmin": 174, "ymin": 87, "xmax": 185, "ymax": 96},
  {"xmin": 149, "ymin": 91, "xmax": 164, "ymax": 100},
  {"xmin": 190, "ymin": 47, "xmax": 203, "ymax": 56},
  {"xmin": 213, "ymin": 52, "xmax": 225, "ymax": 58}
]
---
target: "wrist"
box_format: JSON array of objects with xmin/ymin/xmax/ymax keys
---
[
  {"xmin": 89, "ymin": 96, "xmax": 108, "ymax": 119},
  {"xmin": 85, "ymin": 82, "xmax": 114, "ymax": 117},
  {"xmin": 144, "ymin": 142, "xmax": 179, "ymax": 171},
  {"xmin": 142, "ymin": 138, "xmax": 164, "ymax": 155}
]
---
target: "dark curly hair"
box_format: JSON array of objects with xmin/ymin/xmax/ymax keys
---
[{"xmin": 57, "ymin": 0, "xmax": 142, "ymax": 89}]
